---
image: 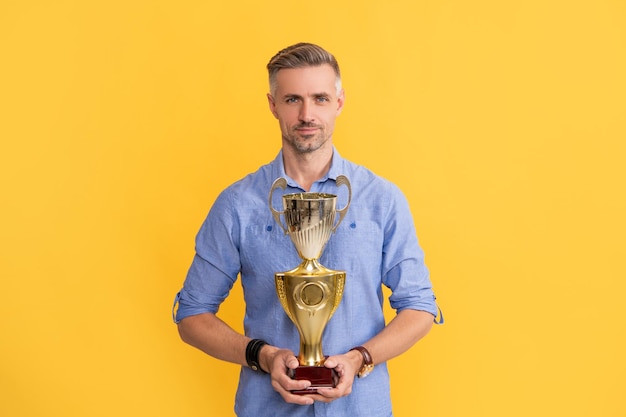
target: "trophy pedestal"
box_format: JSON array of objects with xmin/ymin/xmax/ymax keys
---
[{"xmin": 289, "ymin": 366, "xmax": 339, "ymax": 394}]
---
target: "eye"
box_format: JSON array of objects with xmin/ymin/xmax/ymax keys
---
[
  {"xmin": 285, "ymin": 97, "xmax": 299, "ymax": 103},
  {"xmin": 315, "ymin": 96, "xmax": 330, "ymax": 103}
]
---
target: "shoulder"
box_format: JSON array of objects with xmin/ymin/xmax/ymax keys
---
[
  {"xmin": 218, "ymin": 161, "xmax": 275, "ymax": 201},
  {"xmin": 198, "ymin": 161, "xmax": 276, "ymax": 228},
  {"xmin": 341, "ymin": 158, "xmax": 405, "ymax": 200}
]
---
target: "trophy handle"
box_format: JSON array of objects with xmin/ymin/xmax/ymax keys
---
[
  {"xmin": 332, "ymin": 175, "xmax": 352, "ymax": 233},
  {"xmin": 269, "ymin": 177, "xmax": 289, "ymax": 234}
]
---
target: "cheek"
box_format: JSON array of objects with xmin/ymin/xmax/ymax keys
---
[
  {"xmin": 321, "ymin": 106, "xmax": 339, "ymax": 119},
  {"xmin": 277, "ymin": 117, "xmax": 295, "ymax": 135},
  {"xmin": 321, "ymin": 113, "xmax": 338, "ymax": 129},
  {"xmin": 278, "ymin": 115, "xmax": 294, "ymax": 128},
  {"xmin": 276, "ymin": 109, "xmax": 297, "ymax": 124}
]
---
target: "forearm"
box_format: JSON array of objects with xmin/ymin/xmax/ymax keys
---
[
  {"xmin": 177, "ymin": 312, "xmax": 250, "ymax": 366},
  {"xmin": 360, "ymin": 309, "xmax": 434, "ymax": 365},
  {"xmin": 312, "ymin": 309, "xmax": 434, "ymax": 402}
]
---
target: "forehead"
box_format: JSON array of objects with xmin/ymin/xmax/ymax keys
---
[{"xmin": 274, "ymin": 64, "xmax": 338, "ymax": 96}]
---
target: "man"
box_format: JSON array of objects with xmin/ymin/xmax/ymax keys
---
[{"xmin": 173, "ymin": 42, "xmax": 441, "ymax": 416}]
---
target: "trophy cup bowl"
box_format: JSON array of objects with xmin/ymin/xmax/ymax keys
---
[{"xmin": 269, "ymin": 176, "xmax": 351, "ymax": 394}]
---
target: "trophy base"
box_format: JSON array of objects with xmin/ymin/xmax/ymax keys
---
[{"xmin": 289, "ymin": 366, "xmax": 339, "ymax": 395}]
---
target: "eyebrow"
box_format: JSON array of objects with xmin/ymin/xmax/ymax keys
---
[{"xmin": 282, "ymin": 92, "xmax": 331, "ymax": 100}]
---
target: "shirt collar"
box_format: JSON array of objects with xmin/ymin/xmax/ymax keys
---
[{"xmin": 271, "ymin": 147, "xmax": 345, "ymax": 189}]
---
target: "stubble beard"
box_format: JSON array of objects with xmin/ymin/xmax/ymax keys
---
[
  {"xmin": 285, "ymin": 125, "xmax": 329, "ymax": 154},
  {"xmin": 287, "ymin": 132, "xmax": 328, "ymax": 154}
]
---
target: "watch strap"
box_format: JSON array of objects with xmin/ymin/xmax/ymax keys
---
[{"xmin": 350, "ymin": 346, "xmax": 374, "ymax": 378}]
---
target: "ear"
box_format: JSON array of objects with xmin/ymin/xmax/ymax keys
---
[
  {"xmin": 267, "ymin": 93, "xmax": 279, "ymax": 119},
  {"xmin": 336, "ymin": 89, "xmax": 345, "ymax": 115}
]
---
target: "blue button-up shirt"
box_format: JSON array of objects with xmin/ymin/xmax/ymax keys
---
[{"xmin": 174, "ymin": 148, "xmax": 438, "ymax": 417}]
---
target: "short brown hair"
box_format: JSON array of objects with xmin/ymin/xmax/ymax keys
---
[{"xmin": 267, "ymin": 43, "xmax": 342, "ymax": 95}]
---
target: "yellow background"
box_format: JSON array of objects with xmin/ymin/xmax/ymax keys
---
[{"xmin": 1, "ymin": 1, "xmax": 624, "ymax": 416}]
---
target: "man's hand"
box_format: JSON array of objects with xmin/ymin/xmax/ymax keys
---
[
  {"xmin": 259, "ymin": 346, "xmax": 363, "ymax": 405},
  {"xmin": 260, "ymin": 346, "xmax": 315, "ymax": 405},
  {"xmin": 299, "ymin": 349, "xmax": 363, "ymax": 403}
]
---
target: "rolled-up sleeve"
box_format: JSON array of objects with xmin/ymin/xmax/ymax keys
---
[
  {"xmin": 381, "ymin": 185, "xmax": 439, "ymax": 317},
  {"xmin": 173, "ymin": 189, "xmax": 241, "ymax": 323}
]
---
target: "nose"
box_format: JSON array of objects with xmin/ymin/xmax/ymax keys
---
[{"xmin": 298, "ymin": 101, "xmax": 314, "ymax": 123}]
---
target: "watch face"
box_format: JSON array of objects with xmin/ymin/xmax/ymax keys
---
[{"xmin": 359, "ymin": 364, "xmax": 374, "ymax": 378}]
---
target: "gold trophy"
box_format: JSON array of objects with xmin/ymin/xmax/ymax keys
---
[{"xmin": 269, "ymin": 175, "xmax": 352, "ymax": 394}]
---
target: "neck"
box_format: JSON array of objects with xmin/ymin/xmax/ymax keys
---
[{"xmin": 282, "ymin": 143, "xmax": 333, "ymax": 192}]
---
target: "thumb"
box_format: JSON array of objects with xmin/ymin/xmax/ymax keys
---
[
  {"xmin": 286, "ymin": 356, "xmax": 300, "ymax": 369},
  {"xmin": 323, "ymin": 356, "xmax": 338, "ymax": 368}
]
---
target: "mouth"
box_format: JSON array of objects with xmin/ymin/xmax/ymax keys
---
[{"xmin": 295, "ymin": 125, "xmax": 321, "ymax": 134}]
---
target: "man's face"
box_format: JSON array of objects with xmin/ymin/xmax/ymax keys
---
[{"xmin": 268, "ymin": 64, "xmax": 344, "ymax": 154}]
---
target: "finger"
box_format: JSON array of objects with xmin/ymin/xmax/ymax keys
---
[
  {"xmin": 284, "ymin": 391, "xmax": 315, "ymax": 405},
  {"xmin": 272, "ymin": 379, "xmax": 315, "ymax": 405},
  {"xmin": 307, "ymin": 387, "xmax": 342, "ymax": 402}
]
